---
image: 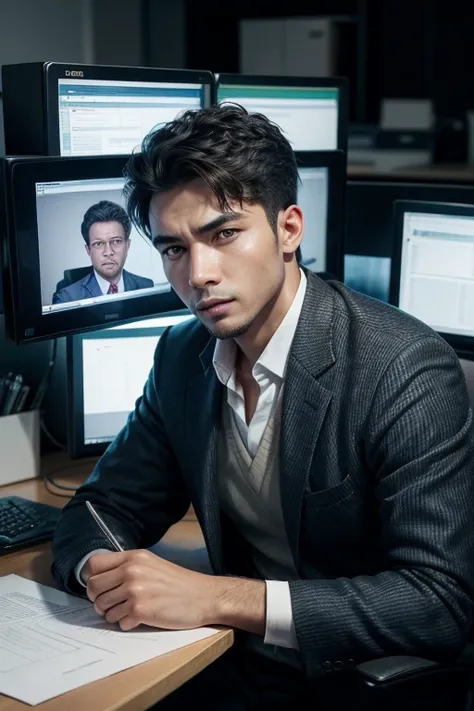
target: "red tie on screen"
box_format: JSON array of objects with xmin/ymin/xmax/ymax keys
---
[{"xmin": 107, "ymin": 283, "xmax": 118, "ymax": 295}]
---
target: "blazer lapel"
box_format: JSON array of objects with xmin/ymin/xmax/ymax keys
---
[
  {"xmin": 185, "ymin": 337, "xmax": 224, "ymax": 573},
  {"xmin": 122, "ymin": 270, "xmax": 133, "ymax": 291},
  {"xmin": 280, "ymin": 272, "xmax": 336, "ymax": 569},
  {"xmin": 83, "ymin": 272, "xmax": 102, "ymax": 298}
]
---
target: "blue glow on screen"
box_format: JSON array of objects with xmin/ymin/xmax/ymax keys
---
[{"xmin": 344, "ymin": 255, "xmax": 391, "ymax": 303}]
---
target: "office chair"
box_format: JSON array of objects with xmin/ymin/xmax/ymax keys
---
[
  {"xmin": 352, "ymin": 644, "xmax": 474, "ymax": 711},
  {"xmin": 460, "ymin": 358, "xmax": 474, "ymax": 409},
  {"xmin": 54, "ymin": 266, "xmax": 93, "ymax": 295}
]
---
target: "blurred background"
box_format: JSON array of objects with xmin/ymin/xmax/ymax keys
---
[
  {"xmin": 1, "ymin": 0, "xmax": 474, "ymax": 155},
  {"xmin": 1, "ymin": 0, "xmax": 474, "ymax": 447}
]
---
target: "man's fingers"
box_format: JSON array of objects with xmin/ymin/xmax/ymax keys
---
[
  {"xmin": 104, "ymin": 601, "xmax": 131, "ymax": 626},
  {"xmin": 86, "ymin": 551, "xmax": 127, "ymax": 578},
  {"xmin": 94, "ymin": 582, "xmax": 128, "ymax": 615},
  {"xmin": 119, "ymin": 614, "xmax": 140, "ymax": 631},
  {"xmin": 87, "ymin": 566, "xmax": 125, "ymax": 602}
]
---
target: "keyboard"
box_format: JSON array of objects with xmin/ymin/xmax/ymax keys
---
[{"xmin": 0, "ymin": 496, "xmax": 62, "ymax": 555}]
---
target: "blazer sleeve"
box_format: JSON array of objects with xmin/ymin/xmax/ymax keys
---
[
  {"xmin": 52, "ymin": 288, "xmax": 68, "ymax": 304},
  {"xmin": 290, "ymin": 336, "xmax": 474, "ymax": 677},
  {"xmin": 51, "ymin": 327, "xmax": 191, "ymax": 595}
]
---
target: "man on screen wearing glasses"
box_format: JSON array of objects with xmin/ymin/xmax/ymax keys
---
[{"xmin": 52, "ymin": 200, "xmax": 154, "ymax": 304}]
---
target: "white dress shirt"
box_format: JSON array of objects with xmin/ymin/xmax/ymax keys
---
[
  {"xmin": 76, "ymin": 269, "xmax": 306, "ymax": 651},
  {"xmin": 213, "ymin": 269, "xmax": 307, "ymax": 650},
  {"xmin": 94, "ymin": 269, "xmax": 124, "ymax": 295}
]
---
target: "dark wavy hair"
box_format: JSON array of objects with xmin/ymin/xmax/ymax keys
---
[
  {"xmin": 81, "ymin": 200, "xmax": 131, "ymax": 245},
  {"xmin": 123, "ymin": 103, "xmax": 299, "ymax": 239}
]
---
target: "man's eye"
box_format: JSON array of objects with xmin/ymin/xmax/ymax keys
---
[
  {"xmin": 163, "ymin": 246, "xmax": 184, "ymax": 260},
  {"xmin": 218, "ymin": 229, "xmax": 238, "ymax": 239}
]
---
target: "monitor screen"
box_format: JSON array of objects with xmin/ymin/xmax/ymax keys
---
[
  {"xmin": 215, "ymin": 74, "xmax": 347, "ymax": 151},
  {"xmin": 58, "ymin": 79, "xmax": 205, "ymax": 156},
  {"xmin": 344, "ymin": 255, "xmax": 392, "ymax": 303},
  {"xmin": 297, "ymin": 166, "xmax": 328, "ymax": 271},
  {"xmin": 344, "ymin": 180, "xmax": 474, "ymax": 303},
  {"xmin": 392, "ymin": 202, "xmax": 474, "ymax": 351},
  {"xmin": 36, "ymin": 176, "xmax": 167, "ymax": 315},
  {"xmin": 294, "ymin": 151, "xmax": 346, "ymax": 279},
  {"xmin": 67, "ymin": 311, "xmax": 195, "ymax": 457},
  {"xmin": 0, "ymin": 159, "xmax": 5, "ymax": 315},
  {"xmin": 1, "ymin": 155, "xmax": 183, "ymax": 345},
  {"xmin": 1, "ymin": 62, "xmax": 214, "ymax": 157}
]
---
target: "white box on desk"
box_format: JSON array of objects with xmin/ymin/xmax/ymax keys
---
[{"xmin": 0, "ymin": 409, "xmax": 40, "ymax": 485}]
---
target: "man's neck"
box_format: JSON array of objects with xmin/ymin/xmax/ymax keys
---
[
  {"xmin": 95, "ymin": 269, "xmax": 122, "ymax": 285},
  {"xmin": 234, "ymin": 265, "xmax": 301, "ymax": 368}
]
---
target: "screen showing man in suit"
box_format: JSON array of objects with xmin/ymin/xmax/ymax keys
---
[
  {"xmin": 52, "ymin": 200, "xmax": 153, "ymax": 304},
  {"xmin": 53, "ymin": 105, "xmax": 474, "ymax": 710},
  {"xmin": 36, "ymin": 177, "xmax": 169, "ymax": 314}
]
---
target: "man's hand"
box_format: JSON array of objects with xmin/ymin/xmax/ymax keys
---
[{"xmin": 83, "ymin": 550, "xmax": 266, "ymax": 634}]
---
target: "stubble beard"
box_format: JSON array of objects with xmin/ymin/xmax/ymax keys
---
[{"xmin": 202, "ymin": 315, "xmax": 254, "ymax": 341}]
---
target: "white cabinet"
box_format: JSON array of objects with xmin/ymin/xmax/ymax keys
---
[
  {"xmin": 240, "ymin": 19, "xmax": 286, "ymax": 75},
  {"xmin": 239, "ymin": 17, "xmax": 338, "ymax": 77}
]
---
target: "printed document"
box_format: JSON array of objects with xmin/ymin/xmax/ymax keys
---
[{"xmin": 0, "ymin": 574, "xmax": 218, "ymax": 705}]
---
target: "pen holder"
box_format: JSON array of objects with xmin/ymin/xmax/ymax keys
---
[{"xmin": 0, "ymin": 409, "xmax": 40, "ymax": 486}]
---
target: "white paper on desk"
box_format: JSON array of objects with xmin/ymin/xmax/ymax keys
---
[{"xmin": 0, "ymin": 575, "xmax": 219, "ymax": 706}]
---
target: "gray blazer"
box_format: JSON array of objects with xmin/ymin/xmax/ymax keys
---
[{"xmin": 52, "ymin": 271, "xmax": 474, "ymax": 678}]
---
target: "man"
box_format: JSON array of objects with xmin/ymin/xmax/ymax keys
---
[
  {"xmin": 52, "ymin": 105, "xmax": 474, "ymax": 710},
  {"xmin": 52, "ymin": 200, "xmax": 153, "ymax": 303}
]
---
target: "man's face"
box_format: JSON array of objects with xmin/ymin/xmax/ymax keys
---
[
  {"xmin": 85, "ymin": 221, "xmax": 130, "ymax": 281},
  {"xmin": 149, "ymin": 179, "xmax": 300, "ymax": 340}
]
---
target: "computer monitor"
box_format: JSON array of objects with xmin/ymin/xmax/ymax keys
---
[
  {"xmin": 344, "ymin": 179, "xmax": 474, "ymax": 303},
  {"xmin": 1, "ymin": 155, "xmax": 183, "ymax": 345},
  {"xmin": 215, "ymin": 73, "xmax": 348, "ymax": 152},
  {"xmin": 391, "ymin": 200, "xmax": 474, "ymax": 356},
  {"xmin": 295, "ymin": 151, "xmax": 345, "ymax": 279},
  {"xmin": 2, "ymin": 62, "xmax": 214, "ymax": 156},
  {"xmin": 67, "ymin": 310, "xmax": 195, "ymax": 458},
  {"xmin": 0, "ymin": 206, "xmax": 5, "ymax": 318}
]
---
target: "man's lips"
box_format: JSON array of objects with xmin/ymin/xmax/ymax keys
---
[
  {"xmin": 196, "ymin": 298, "xmax": 234, "ymax": 317},
  {"xmin": 196, "ymin": 297, "xmax": 232, "ymax": 311}
]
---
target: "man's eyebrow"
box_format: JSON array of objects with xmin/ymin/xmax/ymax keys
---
[
  {"xmin": 152, "ymin": 212, "xmax": 242, "ymax": 248},
  {"xmin": 194, "ymin": 212, "xmax": 242, "ymax": 235},
  {"xmin": 152, "ymin": 234, "xmax": 180, "ymax": 249},
  {"xmin": 91, "ymin": 235, "xmax": 125, "ymax": 242}
]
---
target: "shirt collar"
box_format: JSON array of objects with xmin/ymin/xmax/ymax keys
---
[
  {"xmin": 213, "ymin": 269, "xmax": 307, "ymax": 385},
  {"xmin": 94, "ymin": 269, "xmax": 124, "ymax": 295}
]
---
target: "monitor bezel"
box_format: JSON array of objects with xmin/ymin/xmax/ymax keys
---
[
  {"xmin": 345, "ymin": 178, "xmax": 474, "ymax": 259},
  {"xmin": 390, "ymin": 199, "xmax": 474, "ymax": 355},
  {"xmin": 295, "ymin": 150, "xmax": 346, "ymax": 281},
  {"xmin": 66, "ymin": 309, "xmax": 191, "ymax": 458},
  {"xmin": 214, "ymin": 72, "xmax": 349, "ymax": 152},
  {"xmin": 2, "ymin": 155, "xmax": 184, "ymax": 345},
  {"xmin": 44, "ymin": 62, "xmax": 215, "ymax": 156}
]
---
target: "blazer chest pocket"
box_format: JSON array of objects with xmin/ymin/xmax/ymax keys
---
[{"xmin": 303, "ymin": 473, "xmax": 356, "ymax": 512}]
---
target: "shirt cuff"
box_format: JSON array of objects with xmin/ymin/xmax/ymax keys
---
[
  {"xmin": 264, "ymin": 580, "xmax": 299, "ymax": 649},
  {"xmin": 74, "ymin": 549, "xmax": 111, "ymax": 587}
]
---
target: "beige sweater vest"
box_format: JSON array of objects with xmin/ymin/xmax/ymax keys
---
[{"xmin": 217, "ymin": 398, "xmax": 301, "ymax": 668}]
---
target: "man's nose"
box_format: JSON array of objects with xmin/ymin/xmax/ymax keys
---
[
  {"xmin": 103, "ymin": 242, "xmax": 113, "ymax": 255},
  {"xmin": 188, "ymin": 244, "xmax": 221, "ymax": 288}
]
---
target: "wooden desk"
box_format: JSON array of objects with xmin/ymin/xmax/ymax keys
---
[{"xmin": 0, "ymin": 454, "xmax": 233, "ymax": 711}]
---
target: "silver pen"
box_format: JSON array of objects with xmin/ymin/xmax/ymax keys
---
[{"xmin": 85, "ymin": 501, "xmax": 124, "ymax": 552}]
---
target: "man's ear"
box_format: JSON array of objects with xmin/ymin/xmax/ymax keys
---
[
  {"xmin": 278, "ymin": 205, "xmax": 304, "ymax": 257},
  {"xmin": 85, "ymin": 243, "xmax": 91, "ymax": 257}
]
